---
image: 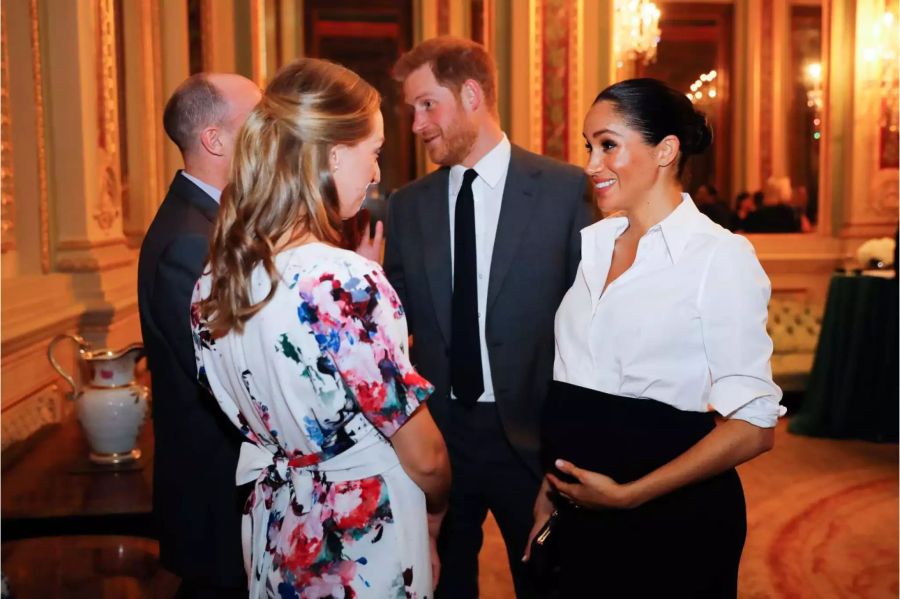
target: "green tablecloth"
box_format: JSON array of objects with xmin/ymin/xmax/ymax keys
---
[{"xmin": 788, "ymin": 273, "xmax": 899, "ymax": 441}]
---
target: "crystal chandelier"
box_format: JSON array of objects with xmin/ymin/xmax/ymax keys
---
[
  {"xmin": 687, "ymin": 70, "xmax": 718, "ymax": 106},
  {"xmin": 614, "ymin": 0, "xmax": 662, "ymax": 68}
]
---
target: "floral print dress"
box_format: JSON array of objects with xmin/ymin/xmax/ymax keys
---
[{"xmin": 191, "ymin": 243, "xmax": 434, "ymax": 599}]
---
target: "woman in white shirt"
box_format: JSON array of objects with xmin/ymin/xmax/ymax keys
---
[{"xmin": 526, "ymin": 79, "xmax": 783, "ymax": 597}]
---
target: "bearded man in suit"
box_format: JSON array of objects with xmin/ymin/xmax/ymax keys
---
[
  {"xmin": 138, "ymin": 73, "xmax": 260, "ymax": 598},
  {"xmin": 385, "ymin": 37, "xmax": 597, "ymax": 598}
]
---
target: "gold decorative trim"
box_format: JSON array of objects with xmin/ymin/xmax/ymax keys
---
[
  {"xmin": 55, "ymin": 251, "xmax": 133, "ymax": 272},
  {"xmin": 200, "ymin": 0, "xmax": 214, "ymax": 71},
  {"xmin": 57, "ymin": 237, "xmax": 127, "ymax": 251},
  {"xmin": 1, "ymin": 384, "xmax": 65, "ymax": 450},
  {"xmin": 1, "ymin": 1, "xmax": 15, "ymax": 253},
  {"xmin": 869, "ymin": 170, "xmax": 900, "ymax": 215},
  {"xmin": 530, "ymin": 0, "xmax": 543, "ymax": 154},
  {"xmin": 250, "ymin": 0, "xmax": 266, "ymax": 87},
  {"xmin": 568, "ymin": 0, "xmax": 582, "ymax": 165},
  {"xmin": 759, "ymin": 0, "xmax": 774, "ymax": 183},
  {"xmin": 95, "ymin": 0, "xmax": 122, "ymax": 232},
  {"xmin": 438, "ymin": 0, "xmax": 450, "ymax": 35},
  {"xmin": 28, "ymin": 0, "xmax": 50, "ymax": 273},
  {"xmin": 121, "ymin": 0, "xmax": 162, "ymax": 243}
]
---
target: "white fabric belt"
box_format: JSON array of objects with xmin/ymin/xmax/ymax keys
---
[{"xmin": 235, "ymin": 412, "xmax": 401, "ymax": 598}]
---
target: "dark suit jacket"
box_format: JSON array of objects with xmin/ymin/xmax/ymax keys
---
[
  {"xmin": 384, "ymin": 145, "xmax": 596, "ymax": 477},
  {"xmin": 137, "ymin": 172, "xmax": 246, "ymax": 586}
]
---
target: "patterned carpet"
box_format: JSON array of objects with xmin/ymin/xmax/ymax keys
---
[{"xmin": 478, "ymin": 419, "xmax": 899, "ymax": 598}]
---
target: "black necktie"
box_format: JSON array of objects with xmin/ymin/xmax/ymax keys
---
[{"xmin": 451, "ymin": 169, "xmax": 484, "ymax": 405}]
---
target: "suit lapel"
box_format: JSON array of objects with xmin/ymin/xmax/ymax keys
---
[
  {"xmin": 487, "ymin": 147, "xmax": 540, "ymax": 312},
  {"xmin": 417, "ymin": 168, "xmax": 453, "ymax": 347}
]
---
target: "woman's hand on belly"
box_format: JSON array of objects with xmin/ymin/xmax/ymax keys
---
[
  {"xmin": 547, "ymin": 459, "xmax": 640, "ymax": 510},
  {"xmin": 548, "ymin": 419, "xmax": 775, "ymax": 510}
]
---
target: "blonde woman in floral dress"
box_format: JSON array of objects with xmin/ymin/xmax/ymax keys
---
[{"xmin": 191, "ymin": 58, "xmax": 450, "ymax": 598}]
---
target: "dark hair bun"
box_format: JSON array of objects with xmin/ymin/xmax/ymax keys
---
[
  {"xmin": 683, "ymin": 111, "xmax": 713, "ymax": 156},
  {"xmin": 594, "ymin": 78, "xmax": 715, "ymax": 177}
]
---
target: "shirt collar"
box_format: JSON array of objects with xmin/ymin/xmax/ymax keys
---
[
  {"xmin": 181, "ymin": 170, "xmax": 222, "ymax": 203},
  {"xmin": 582, "ymin": 193, "xmax": 703, "ymax": 264},
  {"xmin": 652, "ymin": 193, "xmax": 703, "ymax": 263},
  {"xmin": 450, "ymin": 134, "xmax": 511, "ymax": 189}
]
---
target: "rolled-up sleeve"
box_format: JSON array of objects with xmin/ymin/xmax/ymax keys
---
[{"xmin": 698, "ymin": 235, "xmax": 784, "ymax": 427}]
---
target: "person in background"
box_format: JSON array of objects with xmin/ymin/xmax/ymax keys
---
[
  {"xmin": 742, "ymin": 176, "xmax": 801, "ymax": 233},
  {"xmin": 791, "ymin": 185, "xmax": 813, "ymax": 233},
  {"xmin": 694, "ymin": 183, "xmax": 732, "ymax": 229},
  {"xmin": 530, "ymin": 78, "xmax": 783, "ymax": 597},
  {"xmin": 733, "ymin": 191, "xmax": 756, "ymax": 232},
  {"xmin": 192, "ymin": 58, "xmax": 450, "ymax": 598},
  {"xmin": 752, "ymin": 190, "xmax": 765, "ymax": 209},
  {"xmin": 386, "ymin": 36, "xmax": 596, "ymax": 598},
  {"xmin": 138, "ymin": 73, "xmax": 260, "ymax": 598}
]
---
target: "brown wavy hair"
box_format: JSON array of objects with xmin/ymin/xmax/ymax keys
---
[{"xmin": 200, "ymin": 58, "xmax": 381, "ymax": 335}]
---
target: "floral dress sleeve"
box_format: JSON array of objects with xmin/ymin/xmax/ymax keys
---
[{"xmin": 295, "ymin": 256, "xmax": 433, "ymax": 438}]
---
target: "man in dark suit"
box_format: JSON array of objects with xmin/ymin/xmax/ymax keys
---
[
  {"xmin": 386, "ymin": 37, "xmax": 596, "ymax": 598},
  {"xmin": 138, "ymin": 73, "xmax": 260, "ymax": 598}
]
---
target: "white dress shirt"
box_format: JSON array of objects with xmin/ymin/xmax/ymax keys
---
[
  {"xmin": 554, "ymin": 194, "xmax": 784, "ymax": 427},
  {"xmin": 448, "ymin": 134, "xmax": 511, "ymax": 403},
  {"xmin": 181, "ymin": 170, "xmax": 222, "ymax": 203}
]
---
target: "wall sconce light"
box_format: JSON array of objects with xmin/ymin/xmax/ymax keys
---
[{"xmin": 614, "ymin": 0, "xmax": 662, "ymax": 68}]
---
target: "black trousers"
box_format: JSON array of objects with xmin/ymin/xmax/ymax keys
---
[
  {"xmin": 436, "ymin": 401, "xmax": 541, "ymax": 599},
  {"xmin": 542, "ymin": 382, "xmax": 747, "ymax": 598},
  {"xmin": 173, "ymin": 579, "xmax": 246, "ymax": 599}
]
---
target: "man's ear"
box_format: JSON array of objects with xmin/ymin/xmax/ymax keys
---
[
  {"xmin": 656, "ymin": 135, "xmax": 680, "ymax": 169},
  {"xmin": 199, "ymin": 126, "xmax": 224, "ymax": 157},
  {"xmin": 460, "ymin": 79, "xmax": 483, "ymax": 113}
]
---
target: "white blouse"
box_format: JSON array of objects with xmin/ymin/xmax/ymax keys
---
[{"xmin": 554, "ymin": 194, "xmax": 784, "ymax": 427}]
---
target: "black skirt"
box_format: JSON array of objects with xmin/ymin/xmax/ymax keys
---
[{"xmin": 541, "ymin": 381, "xmax": 746, "ymax": 598}]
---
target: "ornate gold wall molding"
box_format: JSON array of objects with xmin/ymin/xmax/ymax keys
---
[
  {"xmin": 541, "ymin": 0, "xmax": 567, "ymax": 159},
  {"xmin": 869, "ymin": 170, "xmax": 900, "ymax": 215},
  {"xmin": 539, "ymin": 0, "xmax": 580, "ymax": 162},
  {"xmin": 56, "ymin": 238, "xmax": 126, "ymax": 251},
  {"xmin": 530, "ymin": 0, "xmax": 544, "ymax": 153},
  {"xmin": 759, "ymin": 0, "xmax": 774, "ymax": 183},
  {"xmin": 201, "ymin": 0, "xmax": 214, "ymax": 71},
  {"xmin": 95, "ymin": 0, "xmax": 122, "ymax": 233},
  {"xmin": 54, "ymin": 244, "xmax": 134, "ymax": 272},
  {"xmin": 120, "ymin": 0, "xmax": 162, "ymax": 245},
  {"xmin": 1, "ymin": 2, "xmax": 15, "ymax": 253},
  {"xmin": 28, "ymin": 0, "xmax": 50, "ymax": 273},
  {"xmin": 1, "ymin": 383, "xmax": 65, "ymax": 449},
  {"xmin": 250, "ymin": 0, "xmax": 266, "ymax": 86},
  {"xmin": 438, "ymin": 0, "xmax": 451, "ymax": 35},
  {"xmin": 55, "ymin": 255, "xmax": 129, "ymax": 272},
  {"xmin": 567, "ymin": 0, "xmax": 582, "ymax": 163}
]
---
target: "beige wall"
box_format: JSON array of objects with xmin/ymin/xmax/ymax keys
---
[
  {"xmin": 0, "ymin": 0, "xmax": 268, "ymax": 447},
  {"xmin": 1, "ymin": 0, "xmax": 896, "ymax": 446}
]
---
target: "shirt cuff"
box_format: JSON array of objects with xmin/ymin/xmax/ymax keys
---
[
  {"xmin": 708, "ymin": 375, "xmax": 785, "ymax": 427},
  {"xmin": 726, "ymin": 396, "xmax": 785, "ymax": 428}
]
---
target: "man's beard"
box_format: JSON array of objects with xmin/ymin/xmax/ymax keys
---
[{"xmin": 426, "ymin": 118, "xmax": 478, "ymax": 166}]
